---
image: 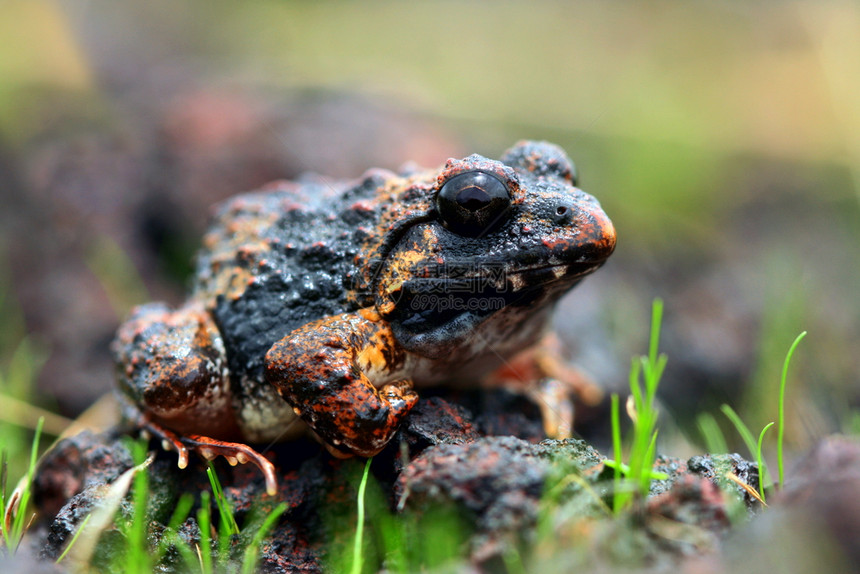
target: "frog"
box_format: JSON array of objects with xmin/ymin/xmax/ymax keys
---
[{"xmin": 112, "ymin": 140, "xmax": 616, "ymax": 495}]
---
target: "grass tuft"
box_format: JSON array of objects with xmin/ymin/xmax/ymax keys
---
[
  {"xmin": 137, "ymin": 462, "xmax": 290, "ymax": 573},
  {"xmin": 699, "ymin": 330, "xmax": 807, "ymax": 503},
  {"xmin": 206, "ymin": 460, "xmax": 241, "ymax": 568},
  {"xmin": 608, "ymin": 298, "xmax": 668, "ymax": 512}
]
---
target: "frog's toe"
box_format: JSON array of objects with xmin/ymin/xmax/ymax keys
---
[
  {"xmin": 120, "ymin": 399, "xmax": 192, "ymax": 468},
  {"xmin": 146, "ymin": 418, "xmax": 191, "ymax": 468},
  {"xmin": 381, "ymin": 380, "xmax": 419, "ymax": 413},
  {"xmin": 528, "ymin": 377, "xmax": 576, "ymax": 439}
]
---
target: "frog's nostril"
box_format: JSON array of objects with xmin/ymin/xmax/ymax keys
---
[{"xmin": 552, "ymin": 201, "xmax": 575, "ymax": 224}]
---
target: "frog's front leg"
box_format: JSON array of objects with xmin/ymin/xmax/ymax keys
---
[
  {"xmin": 265, "ymin": 309, "xmax": 418, "ymax": 457},
  {"xmin": 113, "ymin": 302, "xmax": 278, "ymax": 494}
]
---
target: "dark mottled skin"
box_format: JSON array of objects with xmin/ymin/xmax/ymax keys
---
[{"xmin": 112, "ymin": 141, "xmax": 616, "ymax": 493}]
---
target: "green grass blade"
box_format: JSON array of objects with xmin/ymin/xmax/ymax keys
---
[
  {"xmin": 85, "ymin": 235, "xmax": 150, "ymax": 318},
  {"xmin": 198, "ymin": 491, "xmax": 213, "ymax": 574},
  {"xmin": 156, "ymin": 493, "xmax": 197, "ymax": 574},
  {"xmin": 127, "ymin": 439, "xmax": 152, "ymax": 574},
  {"xmin": 9, "ymin": 416, "xmax": 43, "ymax": 552},
  {"xmin": 648, "ymin": 298, "xmax": 664, "ymax": 367},
  {"xmin": 647, "ymin": 355, "xmax": 668, "ymax": 399},
  {"xmin": 241, "ymin": 502, "xmax": 288, "ymax": 574},
  {"xmin": 206, "ymin": 463, "xmax": 240, "ymax": 536},
  {"xmin": 170, "ymin": 533, "xmax": 199, "ymax": 572},
  {"xmin": 629, "ymin": 359, "xmax": 643, "ymax": 422},
  {"xmin": 610, "ymin": 393, "xmax": 624, "ymax": 513},
  {"xmin": 66, "ymin": 450, "xmax": 154, "ymax": 567},
  {"xmin": 167, "ymin": 493, "xmax": 195, "ymax": 532},
  {"xmin": 778, "ymin": 331, "xmax": 807, "ymax": 488},
  {"xmin": 350, "ymin": 458, "xmax": 373, "ymax": 574},
  {"xmin": 756, "ymin": 422, "xmax": 775, "ymax": 503},
  {"xmin": 501, "ymin": 545, "xmax": 527, "ymax": 574},
  {"xmin": 153, "ymin": 493, "xmax": 195, "ymax": 565},
  {"xmin": 1, "ymin": 450, "xmax": 9, "ymax": 550},
  {"xmin": 697, "ymin": 412, "xmax": 728, "ymax": 455},
  {"xmin": 55, "ymin": 514, "xmax": 91, "ymax": 564},
  {"xmin": 641, "ymin": 431, "xmax": 659, "ymax": 494},
  {"xmin": 720, "ymin": 404, "xmax": 757, "ymax": 456}
]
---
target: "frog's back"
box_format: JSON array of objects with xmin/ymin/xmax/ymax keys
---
[{"xmin": 191, "ymin": 172, "xmax": 390, "ymax": 380}]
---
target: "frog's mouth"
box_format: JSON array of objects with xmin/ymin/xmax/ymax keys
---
[{"xmin": 388, "ymin": 261, "xmax": 602, "ymax": 354}]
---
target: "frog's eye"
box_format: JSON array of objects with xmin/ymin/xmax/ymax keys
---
[{"xmin": 436, "ymin": 171, "xmax": 511, "ymax": 237}]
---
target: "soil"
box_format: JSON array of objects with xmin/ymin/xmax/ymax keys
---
[{"xmin": 19, "ymin": 390, "xmax": 857, "ymax": 573}]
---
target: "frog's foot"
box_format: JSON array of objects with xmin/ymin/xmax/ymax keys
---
[
  {"xmin": 138, "ymin": 416, "xmax": 278, "ymax": 496},
  {"xmin": 487, "ymin": 333, "xmax": 603, "ymax": 439},
  {"xmin": 266, "ymin": 313, "xmax": 419, "ymax": 457},
  {"xmin": 181, "ymin": 434, "xmax": 278, "ymax": 496}
]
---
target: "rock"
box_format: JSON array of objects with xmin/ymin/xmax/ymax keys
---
[
  {"xmin": 685, "ymin": 453, "xmax": 761, "ymax": 508},
  {"xmin": 32, "ymin": 430, "xmax": 134, "ymax": 519},
  {"xmin": 396, "ymin": 436, "xmax": 603, "ymax": 561},
  {"xmin": 647, "ymin": 475, "xmax": 731, "ymax": 555}
]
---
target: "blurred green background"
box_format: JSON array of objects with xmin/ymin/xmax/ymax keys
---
[{"xmin": 1, "ymin": 0, "xmax": 859, "ymax": 461}]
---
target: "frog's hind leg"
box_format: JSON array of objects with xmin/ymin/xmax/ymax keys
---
[
  {"xmin": 486, "ymin": 333, "xmax": 603, "ymax": 439},
  {"xmin": 113, "ymin": 302, "xmax": 277, "ymax": 495}
]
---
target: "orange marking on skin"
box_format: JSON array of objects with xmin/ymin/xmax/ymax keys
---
[
  {"xmin": 357, "ymin": 337, "xmax": 390, "ymax": 375},
  {"xmin": 421, "ymin": 226, "xmax": 437, "ymax": 242},
  {"xmin": 359, "ymin": 307, "xmax": 382, "ymax": 322},
  {"xmin": 399, "ymin": 248, "xmax": 427, "ymax": 268},
  {"xmin": 384, "ymin": 280, "xmax": 404, "ymax": 295}
]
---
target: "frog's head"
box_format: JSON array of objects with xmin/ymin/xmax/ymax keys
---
[{"xmin": 372, "ymin": 140, "xmax": 616, "ymax": 358}]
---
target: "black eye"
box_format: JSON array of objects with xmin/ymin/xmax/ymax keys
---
[{"xmin": 436, "ymin": 171, "xmax": 511, "ymax": 237}]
